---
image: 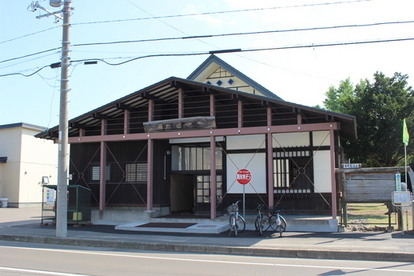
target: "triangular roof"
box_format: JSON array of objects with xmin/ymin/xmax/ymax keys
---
[
  {"xmin": 36, "ymin": 76, "xmax": 357, "ymax": 140},
  {"xmin": 187, "ymin": 55, "xmax": 282, "ymax": 100}
]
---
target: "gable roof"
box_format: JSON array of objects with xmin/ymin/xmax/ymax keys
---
[
  {"xmin": 36, "ymin": 76, "xmax": 357, "ymax": 140},
  {"xmin": 187, "ymin": 55, "xmax": 282, "ymax": 100}
]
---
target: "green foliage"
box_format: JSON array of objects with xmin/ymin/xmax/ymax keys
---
[{"xmin": 324, "ymin": 72, "xmax": 414, "ymax": 167}]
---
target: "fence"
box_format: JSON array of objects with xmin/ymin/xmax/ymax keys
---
[{"xmin": 341, "ymin": 203, "xmax": 413, "ymax": 232}]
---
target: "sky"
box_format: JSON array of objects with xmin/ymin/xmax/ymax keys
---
[{"xmin": 1, "ymin": 0, "xmax": 414, "ymax": 129}]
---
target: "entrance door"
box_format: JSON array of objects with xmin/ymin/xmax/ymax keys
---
[{"xmin": 170, "ymin": 174, "xmax": 194, "ymax": 213}]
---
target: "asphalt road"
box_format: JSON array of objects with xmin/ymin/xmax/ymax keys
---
[{"xmin": 1, "ymin": 241, "xmax": 414, "ymax": 276}]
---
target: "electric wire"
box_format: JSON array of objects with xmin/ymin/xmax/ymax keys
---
[
  {"xmin": 3, "ymin": 35, "xmax": 413, "ymax": 78},
  {"xmin": 0, "ymin": 47, "xmax": 60, "ymax": 65},
  {"xmin": 0, "ymin": 26, "xmax": 61, "ymax": 45},
  {"xmin": 0, "ymin": 0, "xmax": 372, "ymax": 45},
  {"xmin": 2, "ymin": 19, "xmax": 413, "ymax": 66},
  {"xmin": 72, "ymin": 0, "xmax": 373, "ymax": 26},
  {"xmin": 71, "ymin": 20, "xmax": 414, "ymax": 47}
]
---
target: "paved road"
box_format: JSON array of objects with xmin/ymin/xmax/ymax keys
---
[{"xmin": 1, "ymin": 241, "xmax": 414, "ymax": 276}]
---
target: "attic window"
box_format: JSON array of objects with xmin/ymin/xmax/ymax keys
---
[
  {"xmin": 207, "ymin": 67, "xmax": 234, "ymax": 79},
  {"xmin": 0, "ymin": 157, "xmax": 7, "ymax": 163}
]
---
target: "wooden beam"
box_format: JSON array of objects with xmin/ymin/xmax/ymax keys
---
[
  {"xmin": 115, "ymin": 102, "xmax": 134, "ymax": 111},
  {"xmin": 69, "ymin": 122, "xmax": 340, "ymax": 143},
  {"xmin": 92, "ymin": 112, "xmax": 111, "ymax": 120}
]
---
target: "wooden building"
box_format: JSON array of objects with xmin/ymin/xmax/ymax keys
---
[{"xmin": 37, "ymin": 55, "xmax": 357, "ymax": 221}]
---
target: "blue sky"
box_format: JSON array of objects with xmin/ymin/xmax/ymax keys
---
[{"xmin": 1, "ymin": 0, "xmax": 414, "ymax": 129}]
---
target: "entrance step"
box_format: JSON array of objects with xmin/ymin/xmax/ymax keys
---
[{"xmin": 114, "ymin": 215, "xmax": 339, "ymax": 234}]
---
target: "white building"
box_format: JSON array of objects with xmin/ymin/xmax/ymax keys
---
[{"xmin": 0, "ymin": 123, "xmax": 58, "ymax": 207}]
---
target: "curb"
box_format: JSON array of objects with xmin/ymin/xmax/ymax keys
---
[{"xmin": 1, "ymin": 234, "xmax": 413, "ymax": 262}]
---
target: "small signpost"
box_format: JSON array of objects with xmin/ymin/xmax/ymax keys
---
[
  {"xmin": 392, "ymin": 190, "xmax": 413, "ymax": 235},
  {"xmin": 236, "ymin": 169, "xmax": 251, "ymax": 185},
  {"xmin": 236, "ymin": 169, "xmax": 251, "ymax": 217}
]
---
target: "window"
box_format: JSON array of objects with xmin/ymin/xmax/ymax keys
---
[
  {"xmin": 172, "ymin": 145, "xmax": 222, "ymax": 171},
  {"xmin": 125, "ymin": 163, "xmax": 147, "ymax": 182},
  {"xmin": 196, "ymin": 175, "xmax": 222, "ymax": 203},
  {"xmin": 273, "ymin": 149, "xmax": 313, "ymax": 193},
  {"xmin": 91, "ymin": 165, "xmax": 111, "ymax": 181}
]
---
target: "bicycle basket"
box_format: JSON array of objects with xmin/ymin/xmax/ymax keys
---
[{"xmin": 227, "ymin": 204, "xmax": 238, "ymax": 213}]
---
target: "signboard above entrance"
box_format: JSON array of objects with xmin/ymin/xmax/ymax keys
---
[{"xmin": 143, "ymin": 116, "xmax": 216, "ymax": 133}]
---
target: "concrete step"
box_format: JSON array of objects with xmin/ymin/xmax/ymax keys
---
[{"xmin": 114, "ymin": 215, "xmax": 339, "ymax": 234}]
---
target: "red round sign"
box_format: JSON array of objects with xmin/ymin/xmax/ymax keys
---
[{"xmin": 236, "ymin": 169, "xmax": 251, "ymax": 185}]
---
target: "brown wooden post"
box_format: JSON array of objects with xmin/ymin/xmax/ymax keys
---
[
  {"xmin": 267, "ymin": 106, "xmax": 274, "ymax": 209},
  {"xmin": 210, "ymin": 135, "xmax": 217, "ymax": 219},
  {"xmin": 99, "ymin": 119, "xmax": 107, "ymax": 215},
  {"xmin": 124, "ymin": 110, "xmax": 130, "ymax": 134},
  {"xmin": 146, "ymin": 98, "xmax": 154, "ymax": 212},
  {"xmin": 330, "ymin": 128, "xmax": 337, "ymax": 219},
  {"xmin": 148, "ymin": 99, "xmax": 154, "ymax": 121},
  {"xmin": 147, "ymin": 138, "xmax": 153, "ymax": 211},
  {"xmin": 297, "ymin": 113, "xmax": 302, "ymax": 125},
  {"xmin": 238, "ymin": 100, "xmax": 243, "ymax": 128},
  {"xmin": 178, "ymin": 88, "xmax": 183, "ymax": 119},
  {"xmin": 210, "ymin": 93, "xmax": 215, "ymax": 117}
]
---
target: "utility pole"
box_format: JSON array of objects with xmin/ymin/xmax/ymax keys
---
[
  {"xmin": 29, "ymin": 0, "xmax": 72, "ymax": 237},
  {"xmin": 56, "ymin": 0, "xmax": 72, "ymax": 238}
]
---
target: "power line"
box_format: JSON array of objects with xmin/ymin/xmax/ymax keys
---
[
  {"xmin": 0, "ymin": 0, "xmax": 372, "ymax": 45},
  {"xmin": 3, "ymin": 35, "xmax": 413, "ymax": 78},
  {"xmin": 72, "ymin": 20, "xmax": 414, "ymax": 47},
  {"xmin": 0, "ymin": 47, "xmax": 60, "ymax": 64},
  {"xmin": 73, "ymin": 0, "xmax": 373, "ymax": 26},
  {"xmin": 3, "ymin": 19, "xmax": 413, "ymax": 65},
  {"xmin": 0, "ymin": 26, "xmax": 61, "ymax": 45}
]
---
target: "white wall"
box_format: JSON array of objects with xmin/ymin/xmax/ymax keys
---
[
  {"xmin": 226, "ymin": 135, "xmax": 266, "ymax": 194},
  {"xmin": 227, "ymin": 134, "xmax": 266, "ymax": 150},
  {"xmin": 226, "ymin": 153, "xmax": 266, "ymax": 194},
  {"xmin": 313, "ymin": 150, "xmax": 332, "ymax": 193},
  {"xmin": 0, "ymin": 125, "xmax": 57, "ymax": 207},
  {"xmin": 19, "ymin": 128, "xmax": 58, "ymax": 205},
  {"xmin": 272, "ymin": 132, "xmax": 309, "ymax": 147},
  {"xmin": 313, "ymin": 131, "xmax": 330, "ymax": 146},
  {"xmin": 0, "ymin": 127, "xmax": 22, "ymax": 202}
]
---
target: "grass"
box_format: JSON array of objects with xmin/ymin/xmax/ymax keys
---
[{"xmin": 344, "ymin": 203, "xmax": 413, "ymax": 231}]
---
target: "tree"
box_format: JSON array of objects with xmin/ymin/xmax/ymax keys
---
[{"xmin": 324, "ymin": 72, "xmax": 414, "ymax": 167}]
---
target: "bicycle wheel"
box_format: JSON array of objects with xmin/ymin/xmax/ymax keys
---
[
  {"xmin": 278, "ymin": 216, "xmax": 287, "ymax": 237},
  {"xmin": 268, "ymin": 215, "xmax": 278, "ymax": 231},
  {"xmin": 229, "ymin": 214, "xmax": 237, "ymax": 236},
  {"xmin": 262, "ymin": 214, "xmax": 270, "ymax": 232},
  {"xmin": 236, "ymin": 214, "xmax": 246, "ymax": 234},
  {"xmin": 255, "ymin": 216, "xmax": 263, "ymax": 236},
  {"xmin": 255, "ymin": 214, "xmax": 269, "ymax": 236}
]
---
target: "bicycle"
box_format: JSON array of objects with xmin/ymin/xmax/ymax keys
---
[
  {"xmin": 254, "ymin": 203, "xmax": 270, "ymax": 236},
  {"xmin": 268, "ymin": 206, "xmax": 287, "ymax": 237},
  {"xmin": 227, "ymin": 200, "xmax": 246, "ymax": 237}
]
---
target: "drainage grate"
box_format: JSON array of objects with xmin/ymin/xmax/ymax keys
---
[{"xmin": 136, "ymin": 222, "xmax": 196, "ymax": 228}]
